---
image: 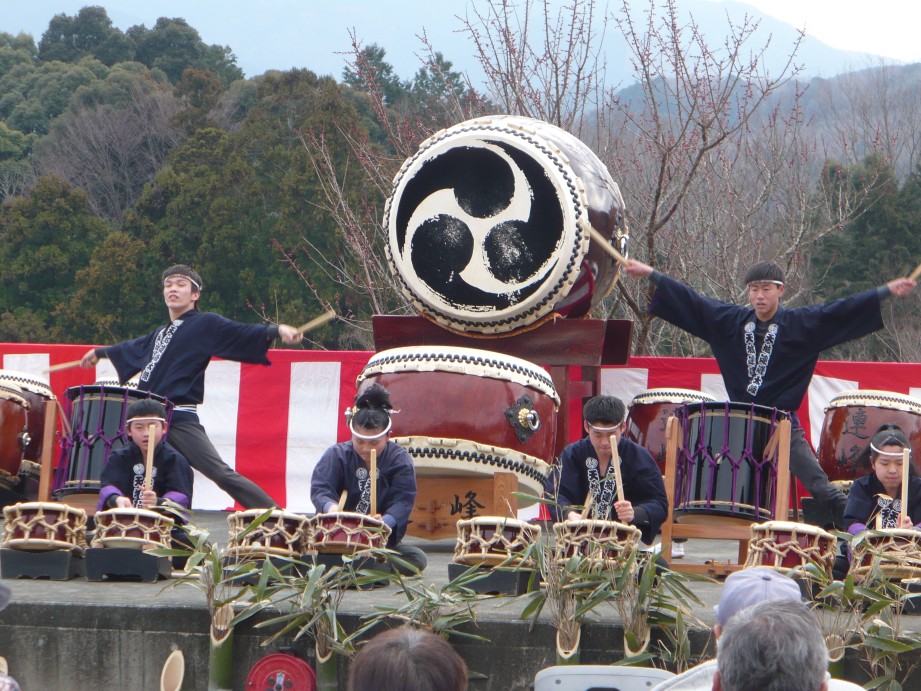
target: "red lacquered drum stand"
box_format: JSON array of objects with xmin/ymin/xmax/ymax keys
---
[
  {"xmin": 373, "ymin": 316, "xmax": 632, "ymax": 540},
  {"xmin": 659, "ymin": 414, "xmax": 792, "ymax": 577}
]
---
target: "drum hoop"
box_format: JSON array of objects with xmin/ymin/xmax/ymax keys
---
[
  {"xmin": 358, "ymin": 346, "xmax": 560, "ymax": 404},
  {"xmin": 555, "ymin": 518, "xmax": 640, "ymax": 535},
  {"xmin": 395, "ymin": 435, "xmax": 551, "ymax": 488},
  {"xmin": 230, "ymin": 509, "xmax": 306, "ymax": 523},
  {"xmin": 457, "ymin": 516, "xmax": 533, "ymax": 530},
  {"xmin": 630, "ymin": 389, "xmax": 717, "ymax": 405},
  {"xmin": 678, "ymin": 402, "xmax": 786, "ymax": 425},
  {"xmin": 0, "ymin": 371, "xmax": 54, "ymax": 399},
  {"xmin": 3, "ymin": 501, "xmax": 88, "ymax": 520},
  {"xmin": 96, "ymin": 507, "xmax": 175, "ymax": 525},
  {"xmin": 751, "ymin": 520, "xmax": 834, "ymax": 538},
  {"xmin": 825, "ymin": 389, "xmax": 921, "ymax": 414},
  {"xmin": 0, "ymin": 384, "xmax": 28, "ymax": 408},
  {"xmin": 314, "ymin": 511, "xmax": 388, "ymax": 528},
  {"xmin": 384, "ymin": 117, "xmax": 596, "ymax": 333}
]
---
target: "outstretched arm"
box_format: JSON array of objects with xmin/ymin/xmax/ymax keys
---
[{"xmin": 886, "ymin": 277, "xmax": 916, "ymax": 298}]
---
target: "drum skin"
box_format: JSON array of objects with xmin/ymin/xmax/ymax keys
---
[
  {"xmin": 384, "ymin": 115, "xmax": 628, "ymax": 335},
  {"xmin": 674, "ymin": 401, "xmax": 788, "ymax": 524},
  {"xmin": 0, "ymin": 385, "xmax": 29, "ymax": 487},
  {"xmin": 818, "ymin": 389, "xmax": 921, "ymax": 482},
  {"xmin": 357, "ymin": 346, "xmax": 559, "ymax": 465},
  {"xmin": 0, "ymin": 369, "xmax": 55, "ymax": 470},
  {"xmin": 625, "ymin": 388, "xmax": 717, "ymax": 470}
]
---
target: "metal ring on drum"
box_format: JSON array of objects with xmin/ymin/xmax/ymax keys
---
[
  {"xmin": 625, "ymin": 388, "xmax": 717, "ymax": 470},
  {"xmin": 357, "ymin": 346, "xmax": 560, "ymax": 462},
  {"xmin": 743, "ymin": 520, "xmax": 837, "ymax": 577},
  {"xmin": 673, "ymin": 401, "xmax": 789, "ymax": 525},
  {"xmin": 0, "ymin": 383, "xmax": 30, "ymax": 490},
  {"xmin": 818, "ymin": 389, "xmax": 921, "ymax": 482},
  {"xmin": 394, "ymin": 436, "xmax": 551, "ymax": 504},
  {"xmin": 1, "ymin": 501, "xmax": 88, "ymax": 552},
  {"xmin": 453, "ymin": 516, "xmax": 542, "ymax": 568},
  {"xmin": 384, "ymin": 115, "xmax": 629, "ymax": 335}
]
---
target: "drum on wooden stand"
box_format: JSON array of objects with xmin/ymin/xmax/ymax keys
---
[
  {"xmin": 744, "ymin": 520, "xmax": 837, "ymax": 577},
  {"xmin": 553, "ymin": 519, "xmax": 641, "ymax": 571},
  {"xmin": 0, "ymin": 370, "xmax": 57, "ymax": 498},
  {"xmin": 308, "ymin": 512, "xmax": 391, "ymax": 555},
  {"xmin": 453, "ymin": 516, "xmax": 542, "ymax": 567},
  {"xmin": 384, "ymin": 115, "xmax": 629, "ymax": 336},
  {"xmin": 625, "ymin": 388, "xmax": 716, "ymax": 471},
  {"xmin": 227, "ymin": 509, "xmax": 310, "ymax": 559},
  {"xmin": 91, "ymin": 507, "xmax": 175, "ymax": 551},
  {"xmin": 673, "ymin": 401, "xmax": 788, "ymax": 524},
  {"xmin": 53, "ymin": 383, "xmax": 171, "ymax": 512},
  {"xmin": 818, "ymin": 390, "xmax": 921, "ymax": 482},
  {"xmin": 357, "ymin": 345, "xmax": 556, "ymax": 505},
  {"xmin": 850, "ymin": 528, "xmax": 921, "ymax": 582},
  {"xmin": 0, "ymin": 384, "xmax": 30, "ymax": 492},
  {"xmin": 1, "ymin": 501, "xmax": 87, "ymax": 552}
]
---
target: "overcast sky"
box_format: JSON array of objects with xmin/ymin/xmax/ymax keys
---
[{"xmin": 5, "ymin": 1, "xmax": 920, "ymax": 81}]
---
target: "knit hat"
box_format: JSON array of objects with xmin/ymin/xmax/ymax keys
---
[{"xmin": 714, "ymin": 567, "xmax": 802, "ymax": 626}]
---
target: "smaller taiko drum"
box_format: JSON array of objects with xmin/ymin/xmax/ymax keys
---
[
  {"xmin": 818, "ymin": 390, "xmax": 921, "ymax": 482},
  {"xmin": 553, "ymin": 518, "xmax": 641, "ymax": 570},
  {"xmin": 227, "ymin": 509, "xmax": 310, "ymax": 558},
  {"xmin": 453, "ymin": 516, "xmax": 542, "ymax": 567},
  {"xmin": 744, "ymin": 520, "xmax": 836, "ymax": 576},
  {"xmin": 0, "ymin": 384, "xmax": 30, "ymax": 489},
  {"xmin": 851, "ymin": 528, "xmax": 921, "ymax": 581},
  {"xmin": 2, "ymin": 501, "xmax": 88, "ymax": 552},
  {"xmin": 626, "ymin": 388, "xmax": 717, "ymax": 470},
  {"xmin": 308, "ymin": 512, "xmax": 391, "ymax": 555},
  {"xmin": 0, "ymin": 370, "xmax": 56, "ymax": 474},
  {"xmin": 91, "ymin": 507, "xmax": 175, "ymax": 550}
]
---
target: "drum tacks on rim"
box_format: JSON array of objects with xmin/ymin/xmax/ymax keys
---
[{"xmin": 384, "ymin": 115, "xmax": 628, "ymax": 335}]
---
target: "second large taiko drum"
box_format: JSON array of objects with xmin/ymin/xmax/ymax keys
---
[{"xmin": 356, "ymin": 346, "xmax": 556, "ymax": 501}]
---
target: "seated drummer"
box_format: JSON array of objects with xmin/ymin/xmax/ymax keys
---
[
  {"xmin": 97, "ymin": 399, "xmax": 194, "ymax": 514},
  {"xmin": 549, "ymin": 395, "xmax": 668, "ymax": 545},
  {"xmin": 833, "ymin": 425, "xmax": 921, "ymax": 578},
  {"xmin": 310, "ymin": 383, "xmax": 427, "ymax": 574}
]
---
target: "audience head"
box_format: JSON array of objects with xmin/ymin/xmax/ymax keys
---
[
  {"xmin": 347, "ymin": 627, "xmax": 467, "ymax": 691},
  {"xmin": 714, "ymin": 567, "xmax": 802, "ymax": 634},
  {"xmin": 715, "ymin": 599, "xmax": 827, "ymax": 691}
]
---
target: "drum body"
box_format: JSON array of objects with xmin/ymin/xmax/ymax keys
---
[
  {"xmin": 357, "ymin": 346, "xmax": 556, "ymax": 502},
  {"xmin": 54, "ymin": 384, "xmax": 170, "ymax": 499},
  {"xmin": 91, "ymin": 507, "xmax": 175, "ymax": 550},
  {"xmin": 818, "ymin": 390, "xmax": 921, "ymax": 482},
  {"xmin": 0, "ymin": 384, "xmax": 29, "ymax": 489},
  {"xmin": 851, "ymin": 528, "xmax": 921, "ymax": 581},
  {"xmin": 227, "ymin": 509, "xmax": 310, "ymax": 558},
  {"xmin": 0, "ymin": 370, "xmax": 56, "ymax": 482},
  {"xmin": 744, "ymin": 520, "xmax": 836, "ymax": 576},
  {"xmin": 552, "ymin": 518, "xmax": 641, "ymax": 570},
  {"xmin": 384, "ymin": 115, "xmax": 628, "ymax": 335},
  {"xmin": 308, "ymin": 512, "xmax": 391, "ymax": 555},
  {"xmin": 1, "ymin": 501, "xmax": 87, "ymax": 552},
  {"xmin": 625, "ymin": 389, "xmax": 716, "ymax": 470},
  {"xmin": 674, "ymin": 402, "xmax": 788, "ymax": 524},
  {"xmin": 453, "ymin": 516, "xmax": 542, "ymax": 567}
]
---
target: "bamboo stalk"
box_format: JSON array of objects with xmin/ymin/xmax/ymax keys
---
[{"xmin": 209, "ymin": 604, "xmax": 234, "ymax": 691}]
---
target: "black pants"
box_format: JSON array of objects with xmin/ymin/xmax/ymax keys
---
[
  {"xmin": 167, "ymin": 415, "xmax": 276, "ymax": 509},
  {"xmin": 789, "ymin": 425, "xmax": 846, "ymax": 519}
]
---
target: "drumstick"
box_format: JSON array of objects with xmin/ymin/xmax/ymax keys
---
[
  {"xmin": 908, "ymin": 262, "xmax": 921, "ymax": 282},
  {"xmin": 338, "ymin": 489, "xmax": 347, "ymax": 511},
  {"xmin": 611, "ymin": 442, "xmax": 624, "ymax": 503},
  {"xmin": 369, "ymin": 448, "xmax": 377, "ymax": 516},
  {"xmin": 902, "ymin": 448, "xmax": 910, "ymax": 523},
  {"xmin": 579, "ymin": 490, "xmax": 594, "ymax": 519},
  {"xmin": 587, "ymin": 227, "xmax": 629, "ymax": 267},
  {"xmin": 295, "ymin": 310, "xmax": 336, "ymax": 336},
  {"xmin": 44, "ymin": 359, "xmax": 84, "ymax": 373},
  {"xmin": 144, "ymin": 423, "xmax": 156, "ymax": 492}
]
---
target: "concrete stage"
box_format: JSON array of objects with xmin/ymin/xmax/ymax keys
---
[{"xmin": 0, "ymin": 511, "xmax": 904, "ymax": 690}]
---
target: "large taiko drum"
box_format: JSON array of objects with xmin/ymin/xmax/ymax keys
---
[
  {"xmin": 744, "ymin": 520, "xmax": 837, "ymax": 577},
  {"xmin": 227, "ymin": 509, "xmax": 311, "ymax": 558},
  {"xmin": 453, "ymin": 516, "xmax": 542, "ymax": 567},
  {"xmin": 818, "ymin": 390, "xmax": 921, "ymax": 482},
  {"xmin": 0, "ymin": 370, "xmax": 57, "ymax": 490},
  {"xmin": 553, "ymin": 519, "xmax": 642, "ymax": 571},
  {"xmin": 625, "ymin": 388, "xmax": 717, "ymax": 470},
  {"xmin": 0, "ymin": 384, "xmax": 30, "ymax": 490},
  {"xmin": 308, "ymin": 512, "xmax": 391, "ymax": 555},
  {"xmin": 673, "ymin": 401, "xmax": 788, "ymax": 524},
  {"xmin": 91, "ymin": 507, "xmax": 175, "ymax": 550},
  {"xmin": 357, "ymin": 346, "xmax": 556, "ymax": 501},
  {"xmin": 850, "ymin": 528, "xmax": 921, "ymax": 581},
  {"xmin": 384, "ymin": 115, "xmax": 629, "ymax": 335},
  {"xmin": 53, "ymin": 383, "xmax": 171, "ymax": 505},
  {"xmin": 1, "ymin": 501, "xmax": 87, "ymax": 552}
]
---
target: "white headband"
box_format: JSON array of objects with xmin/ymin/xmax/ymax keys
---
[
  {"xmin": 128, "ymin": 416, "xmax": 166, "ymax": 424},
  {"xmin": 747, "ymin": 280, "xmax": 784, "ymax": 287},
  {"xmin": 588, "ymin": 422, "xmax": 623, "ymax": 433},
  {"xmin": 349, "ymin": 417, "xmax": 392, "ymax": 440},
  {"xmin": 871, "ymin": 442, "xmax": 909, "ymax": 457},
  {"xmin": 163, "ymin": 274, "xmax": 202, "ymax": 291}
]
